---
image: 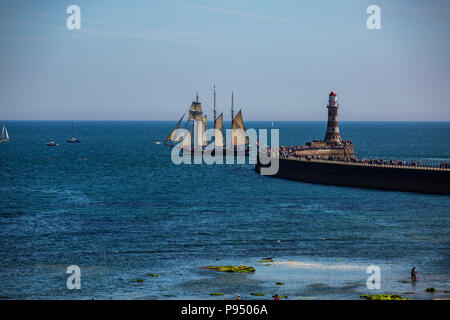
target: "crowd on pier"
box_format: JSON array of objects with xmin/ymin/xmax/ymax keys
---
[{"xmin": 265, "ymin": 145, "xmax": 450, "ymax": 169}]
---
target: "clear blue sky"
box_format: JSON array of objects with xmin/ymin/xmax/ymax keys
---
[{"xmin": 0, "ymin": 0, "xmax": 449, "ymax": 121}]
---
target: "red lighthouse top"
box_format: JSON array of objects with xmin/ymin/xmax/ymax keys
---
[{"xmin": 329, "ymin": 91, "xmax": 337, "ymax": 96}]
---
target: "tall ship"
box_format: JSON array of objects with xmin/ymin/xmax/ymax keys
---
[
  {"xmin": 256, "ymin": 91, "xmax": 450, "ymax": 195},
  {"xmin": 164, "ymin": 87, "xmax": 250, "ymax": 154},
  {"xmin": 0, "ymin": 123, "xmax": 9, "ymax": 143}
]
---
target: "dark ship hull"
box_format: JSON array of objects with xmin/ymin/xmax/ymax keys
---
[
  {"xmin": 255, "ymin": 157, "xmax": 450, "ymax": 195},
  {"xmin": 178, "ymin": 146, "xmax": 251, "ymax": 156}
]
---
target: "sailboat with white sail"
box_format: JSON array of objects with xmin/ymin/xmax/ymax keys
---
[
  {"xmin": 164, "ymin": 87, "xmax": 250, "ymax": 154},
  {"xmin": 67, "ymin": 122, "xmax": 81, "ymax": 143},
  {"xmin": 0, "ymin": 123, "xmax": 9, "ymax": 143}
]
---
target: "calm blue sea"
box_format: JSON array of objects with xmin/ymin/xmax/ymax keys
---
[{"xmin": 0, "ymin": 121, "xmax": 449, "ymax": 300}]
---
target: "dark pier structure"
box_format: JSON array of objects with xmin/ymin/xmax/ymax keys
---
[{"xmin": 256, "ymin": 91, "xmax": 450, "ymax": 195}]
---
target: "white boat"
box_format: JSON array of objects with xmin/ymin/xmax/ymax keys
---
[
  {"xmin": 47, "ymin": 141, "xmax": 58, "ymax": 146},
  {"xmin": 0, "ymin": 123, "xmax": 9, "ymax": 143}
]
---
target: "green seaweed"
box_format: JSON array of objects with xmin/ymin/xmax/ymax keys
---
[
  {"xmin": 210, "ymin": 292, "xmax": 224, "ymax": 296},
  {"xmin": 399, "ymin": 280, "xmax": 411, "ymax": 284},
  {"xmin": 275, "ymin": 282, "xmax": 284, "ymax": 285},
  {"xmin": 279, "ymin": 295, "xmax": 288, "ymax": 299},
  {"xmin": 136, "ymin": 279, "xmax": 145, "ymax": 283},
  {"xmin": 360, "ymin": 294, "xmax": 410, "ymax": 300},
  {"xmin": 201, "ymin": 265, "xmax": 255, "ymax": 273},
  {"xmin": 250, "ymin": 292, "xmax": 265, "ymax": 296},
  {"xmin": 425, "ymin": 287, "xmax": 436, "ymax": 292},
  {"xmin": 147, "ymin": 274, "xmax": 159, "ymax": 277}
]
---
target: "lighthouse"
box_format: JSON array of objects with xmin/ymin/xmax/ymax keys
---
[{"xmin": 324, "ymin": 91, "xmax": 341, "ymax": 144}]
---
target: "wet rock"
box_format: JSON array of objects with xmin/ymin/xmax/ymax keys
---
[
  {"xmin": 360, "ymin": 294, "xmax": 410, "ymax": 300},
  {"xmin": 257, "ymin": 257, "xmax": 274, "ymax": 263},
  {"xmin": 201, "ymin": 265, "xmax": 255, "ymax": 273}
]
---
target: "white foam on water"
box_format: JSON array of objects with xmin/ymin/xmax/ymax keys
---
[{"xmin": 272, "ymin": 261, "xmax": 364, "ymax": 270}]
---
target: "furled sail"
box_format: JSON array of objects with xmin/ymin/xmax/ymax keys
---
[
  {"xmin": 214, "ymin": 113, "xmax": 224, "ymax": 147},
  {"xmin": 188, "ymin": 102, "xmax": 203, "ymax": 121},
  {"xmin": 165, "ymin": 113, "xmax": 185, "ymax": 142},
  {"xmin": 232, "ymin": 110, "xmax": 249, "ymax": 146}
]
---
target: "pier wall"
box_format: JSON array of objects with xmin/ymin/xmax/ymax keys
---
[{"xmin": 256, "ymin": 157, "xmax": 450, "ymax": 195}]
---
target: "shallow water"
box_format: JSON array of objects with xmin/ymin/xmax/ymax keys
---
[{"xmin": 0, "ymin": 121, "xmax": 449, "ymax": 299}]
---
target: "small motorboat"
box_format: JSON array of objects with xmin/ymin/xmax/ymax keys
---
[{"xmin": 47, "ymin": 141, "xmax": 58, "ymax": 146}]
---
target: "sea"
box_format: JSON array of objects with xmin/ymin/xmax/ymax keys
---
[{"xmin": 0, "ymin": 121, "xmax": 449, "ymax": 300}]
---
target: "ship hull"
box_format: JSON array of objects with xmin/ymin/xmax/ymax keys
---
[
  {"xmin": 179, "ymin": 146, "xmax": 251, "ymax": 156},
  {"xmin": 256, "ymin": 157, "xmax": 450, "ymax": 195}
]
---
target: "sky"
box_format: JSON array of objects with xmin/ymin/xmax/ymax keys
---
[{"xmin": 0, "ymin": 0, "xmax": 449, "ymax": 121}]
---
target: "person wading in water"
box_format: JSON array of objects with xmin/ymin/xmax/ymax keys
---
[{"xmin": 411, "ymin": 267, "xmax": 418, "ymax": 280}]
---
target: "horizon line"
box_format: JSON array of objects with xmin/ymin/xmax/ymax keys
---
[{"xmin": 2, "ymin": 119, "xmax": 450, "ymax": 122}]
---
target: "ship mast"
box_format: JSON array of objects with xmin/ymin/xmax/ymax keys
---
[
  {"xmin": 213, "ymin": 84, "xmax": 217, "ymax": 123},
  {"xmin": 231, "ymin": 91, "xmax": 234, "ymax": 123}
]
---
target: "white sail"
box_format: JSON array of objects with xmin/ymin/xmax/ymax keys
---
[
  {"xmin": 194, "ymin": 117, "xmax": 207, "ymax": 148},
  {"xmin": 1, "ymin": 124, "xmax": 8, "ymax": 141},
  {"xmin": 182, "ymin": 124, "xmax": 194, "ymax": 147},
  {"xmin": 202, "ymin": 115, "xmax": 208, "ymax": 146}
]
